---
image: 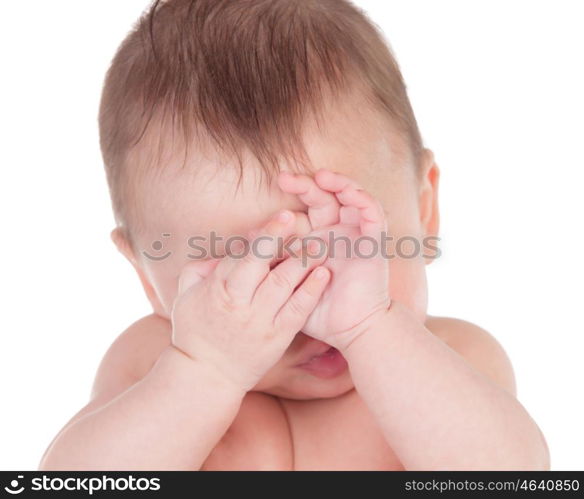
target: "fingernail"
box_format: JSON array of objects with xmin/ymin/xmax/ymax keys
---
[
  {"xmin": 315, "ymin": 267, "xmax": 328, "ymax": 280},
  {"xmin": 278, "ymin": 210, "xmax": 292, "ymax": 223}
]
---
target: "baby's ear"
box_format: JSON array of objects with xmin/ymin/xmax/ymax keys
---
[
  {"xmin": 110, "ymin": 227, "xmax": 137, "ymax": 265},
  {"xmin": 110, "ymin": 227, "xmax": 167, "ymax": 317},
  {"xmin": 418, "ymin": 149, "xmax": 440, "ymax": 262}
]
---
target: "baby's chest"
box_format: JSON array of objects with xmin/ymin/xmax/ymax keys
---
[{"xmin": 201, "ymin": 391, "xmax": 403, "ymax": 471}]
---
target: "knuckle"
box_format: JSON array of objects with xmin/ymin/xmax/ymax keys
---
[
  {"xmin": 300, "ymin": 283, "xmax": 318, "ymax": 299},
  {"xmin": 287, "ymin": 295, "xmax": 307, "ymax": 317},
  {"xmin": 263, "ymin": 325, "xmax": 278, "ymax": 341},
  {"xmin": 269, "ymin": 269, "xmax": 294, "ymax": 290},
  {"xmin": 214, "ymin": 280, "xmax": 246, "ymax": 314},
  {"xmin": 226, "ymin": 303, "xmax": 252, "ymax": 325},
  {"xmin": 217, "ymin": 292, "xmax": 239, "ymax": 315}
]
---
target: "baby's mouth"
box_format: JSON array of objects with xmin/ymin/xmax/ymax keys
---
[
  {"xmin": 292, "ymin": 335, "xmax": 348, "ymax": 379},
  {"xmin": 295, "ymin": 346, "xmax": 348, "ymax": 379},
  {"xmin": 297, "ymin": 346, "xmax": 339, "ymax": 364}
]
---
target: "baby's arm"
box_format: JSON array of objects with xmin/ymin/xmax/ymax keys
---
[
  {"xmin": 278, "ymin": 169, "xmax": 550, "ymax": 471},
  {"xmin": 40, "ymin": 211, "xmax": 329, "ymax": 470},
  {"xmin": 39, "ymin": 317, "xmax": 245, "ymax": 470},
  {"xmin": 343, "ymin": 304, "xmax": 550, "ymax": 470}
]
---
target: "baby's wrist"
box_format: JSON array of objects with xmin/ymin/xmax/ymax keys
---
[
  {"xmin": 157, "ymin": 345, "xmax": 248, "ymax": 400},
  {"xmin": 341, "ymin": 300, "xmax": 423, "ymax": 362},
  {"xmin": 338, "ymin": 301, "xmax": 407, "ymax": 359},
  {"xmin": 334, "ymin": 303, "xmax": 392, "ymax": 355}
]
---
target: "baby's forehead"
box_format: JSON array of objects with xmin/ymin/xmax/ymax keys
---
[
  {"xmin": 134, "ymin": 157, "xmax": 303, "ymax": 242},
  {"xmin": 128, "ymin": 99, "xmax": 408, "ymax": 241}
]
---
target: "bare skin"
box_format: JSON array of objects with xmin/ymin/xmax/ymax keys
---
[
  {"xmin": 39, "ymin": 98, "xmax": 549, "ymax": 470},
  {"xmin": 38, "ymin": 311, "xmax": 531, "ymax": 471}
]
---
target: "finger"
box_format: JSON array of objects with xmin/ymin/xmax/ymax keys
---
[
  {"xmin": 314, "ymin": 168, "xmax": 363, "ymax": 193},
  {"xmin": 224, "ymin": 210, "xmax": 297, "ymax": 302},
  {"xmin": 278, "ymin": 171, "xmax": 340, "ymax": 228},
  {"xmin": 275, "ymin": 266, "xmax": 331, "ymax": 332},
  {"xmin": 177, "ymin": 258, "xmax": 220, "ymax": 295},
  {"xmin": 259, "ymin": 212, "xmax": 312, "ymax": 266},
  {"xmin": 314, "ymin": 169, "xmax": 385, "ymax": 234},
  {"xmin": 254, "ymin": 238, "xmax": 327, "ymax": 311},
  {"xmin": 248, "ymin": 212, "xmax": 310, "ymax": 240},
  {"xmin": 339, "ymin": 206, "xmax": 361, "ymax": 226},
  {"xmin": 293, "ymin": 211, "xmax": 312, "ymax": 237},
  {"xmin": 212, "ymin": 236, "xmax": 250, "ymax": 279},
  {"xmin": 335, "ymin": 186, "xmax": 387, "ymax": 236}
]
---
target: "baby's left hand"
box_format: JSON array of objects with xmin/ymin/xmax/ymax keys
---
[{"xmin": 278, "ymin": 169, "xmax": 391, "ymax": 351}]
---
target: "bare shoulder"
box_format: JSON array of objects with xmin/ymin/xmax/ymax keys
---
[
  {"xmin": 90, "ymin": 314, "xmax": 172, "ymax": 401},
  {"xmin": 40, "ymin": 314, "xmax": 172, "ymax": 459},
  {"xmin": 425, "ymin": 316, "xmax": 517, "ymax": 395}
]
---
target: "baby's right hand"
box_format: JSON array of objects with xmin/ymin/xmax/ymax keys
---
[{"xmin": 170, "ymin": 210, "xmax": 330, "ymax": 392}]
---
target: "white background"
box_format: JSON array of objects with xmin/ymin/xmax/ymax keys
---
[{"xmin": 1, "ymin": 0, "xmax": 582, "ymax": 470}]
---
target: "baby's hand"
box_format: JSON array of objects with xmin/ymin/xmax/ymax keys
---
[
  {"xmin": 278, "ymin": 170, "xmax": 391, "ymax": 351},
  {"xmin": 171, "ymin": 211, "xmax": 330, "ymax": 392}
]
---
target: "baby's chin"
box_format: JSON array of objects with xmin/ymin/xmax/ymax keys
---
[{"xmin": 253, "ymin": 364, "xmax": 355, "ymax": 400}]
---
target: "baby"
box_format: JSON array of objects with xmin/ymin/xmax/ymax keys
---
[{"xmin": 40, "ymin": 0, "xmax": 549, "ymax": 470}]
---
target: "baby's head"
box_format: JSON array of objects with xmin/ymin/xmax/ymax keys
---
[{"xmin": 99, "ymin": 0, "xmax": 439, "ymax": 399}]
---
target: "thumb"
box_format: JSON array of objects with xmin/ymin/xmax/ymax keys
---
[{"xmin": 177, "ymin": 259, "xmax": 219, "ymax": 295}]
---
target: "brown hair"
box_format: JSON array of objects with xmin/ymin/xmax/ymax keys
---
[{"xmin": 99, "ymin": 0, "xmax": 423, "ymax": 228}]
